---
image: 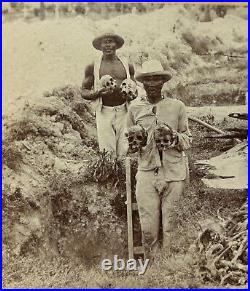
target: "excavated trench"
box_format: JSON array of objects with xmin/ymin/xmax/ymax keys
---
[{"xmin": 2, "ymin": 86, "xmax": 128, "ymax": 265}]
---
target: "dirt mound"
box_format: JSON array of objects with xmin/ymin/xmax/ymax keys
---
[{"xmin": 2, "ymin": 85, "xmax": 129, "ymax": 263}]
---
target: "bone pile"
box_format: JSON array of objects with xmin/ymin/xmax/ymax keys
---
[{"xmin": 195, "ymin": 201, "xmax": 248, "ymax": 286}]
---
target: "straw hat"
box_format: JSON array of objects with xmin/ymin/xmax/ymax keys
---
[
  {"xmin": 136, "ymin": 60, "xmax": 172, "ymax": 83},
  {"xmin": 92, "ymin": 32, "xmax": 124, "ymax": 50}
]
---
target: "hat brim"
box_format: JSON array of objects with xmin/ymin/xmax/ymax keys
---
[
  {"xmin": 92, "ymin": 33, "xmax": 124, "ymax": 50},
  {"xmin": 135, "ymin": 71, "xmax": 172, "ymax": 83}
]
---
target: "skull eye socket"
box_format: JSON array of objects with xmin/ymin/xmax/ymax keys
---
[
  {"xmin": 155, "ymin": 139, "xmax": 161, "ymax": 144},
  {"xmin": 136, "ymin": 135, "xmax": 143, "ymax": 141},
  {"xmin": 163, "ymin": 138, "xmax": 170, "ymax": 143},
  {"xmin": 128, "ymin": 136, "xmax": 134, "ymax": 142}
]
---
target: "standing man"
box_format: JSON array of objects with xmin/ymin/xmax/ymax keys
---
[
  {"xmin": 81, "ymin": 32, "xmax": 135, "ymax": 157},
  {"xmin": 127, "ymin": 60, "xmax": 191, "ymax": 259}
]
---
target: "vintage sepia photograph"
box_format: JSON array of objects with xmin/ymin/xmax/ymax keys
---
[{"xmin": 2, "ymin": 1, "xmax": 248, "ymax": 288}]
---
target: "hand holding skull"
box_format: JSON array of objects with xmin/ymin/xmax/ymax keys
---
[
  {"xmin": 97, "ymin": 75, "xmax": 117, "ymax": 96},
  {"xmin": 154, "ymin": 123, "xmax": 178, "ymax": 151},
  {"xmin": 126, "ymin": 125, "xmax": 148, "ymax": 154}
]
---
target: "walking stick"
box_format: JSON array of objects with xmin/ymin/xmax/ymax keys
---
[{"xmin": 126, "ymin": 157, "xmax": 134, "ymax": 259}]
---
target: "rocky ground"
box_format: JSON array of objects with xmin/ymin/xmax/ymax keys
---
[{"xmin": 2, "ymin": 4, "xmax": 248, "ymax": 288}]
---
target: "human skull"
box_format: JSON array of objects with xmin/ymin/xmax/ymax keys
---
[
  {"xmin": 99, "ymin": 75, "xmax": 117, "ymax": 91},
  {"xmin": 120, "ymin": 79, "xmax": 138, "ymax": 101},
  {"xmin": 126, "ymin": 125, "xmax": 147, "ymax": 153},
  {"xmin": 154, "ymin": 123, "xmax": 175, "ymax": 151}
]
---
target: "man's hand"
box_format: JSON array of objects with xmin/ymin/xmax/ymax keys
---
[
  {"xmin": 97, "ymin": 87, "xmax": 113, "ymax": 97},
  {"xmin": 154, "ymin": 123, "xmax": 179, "ymax": 150},
  {"xmin": 168, "ymin": 130, "xmax": 179, "ymax": 148},
  {"xmin": 98, "ymin": 75, "xmax": 117, "ymax": 96}
]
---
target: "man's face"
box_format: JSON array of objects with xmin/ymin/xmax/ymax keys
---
[
  {"xmin": 142, "ymin": 75, "xmax": 165, "ymax": 98},
  {"xmin": 100, "ymin": 37, "xmax": 117, "ymax": 56}
]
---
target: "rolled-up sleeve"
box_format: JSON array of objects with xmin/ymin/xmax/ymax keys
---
[{"xmin": 176, "ymin": 102, "xmax": 192, "ymax": 151}]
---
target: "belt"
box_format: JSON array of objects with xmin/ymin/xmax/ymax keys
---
[{"xmin": 102, "ymin": 103, "xmax": 127, "ymax": 111}]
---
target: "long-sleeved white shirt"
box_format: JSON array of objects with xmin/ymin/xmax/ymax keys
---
[{"xmin": 127, "ymin": 97, "xmax": 192, "ymax": 181}]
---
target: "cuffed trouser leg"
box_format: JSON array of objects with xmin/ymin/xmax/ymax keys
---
[
  {"xmin": 161, "ymin": 181, "xmax": 185, "ymax": 252},
  {"xmin": 135, "ymin": 171, "xmax": 160, "ymax": 258}
]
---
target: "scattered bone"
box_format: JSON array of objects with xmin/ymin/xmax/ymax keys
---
[{"xmin": 195, "ymin": 201, "xmax": 248, "ymax": 286}]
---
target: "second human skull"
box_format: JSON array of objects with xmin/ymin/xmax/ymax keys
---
[
  {"xmin": 120, "ymin": 79, "xmax": 138, "ymax": 101},
  {"xmin": 154, "ymin": 123, "xmax": 175, "ymax": 150}
]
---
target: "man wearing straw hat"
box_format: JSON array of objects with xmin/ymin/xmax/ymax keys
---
[
  {"xmin": 82, "ymin": 32, "xmax": 135, "ymax": 157},
  {"xmin": 127, "ymin": 60, "xmax": 191, "ymax": 259}
]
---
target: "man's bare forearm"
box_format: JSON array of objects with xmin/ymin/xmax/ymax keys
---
[{"xmin": 81, "ymin": 88, "xmax": 99, "ymax": 100}]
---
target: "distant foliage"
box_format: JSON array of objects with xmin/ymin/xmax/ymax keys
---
[{"xmin": 3, "ymin": 3, "xmax": 244, "ymax": 21}]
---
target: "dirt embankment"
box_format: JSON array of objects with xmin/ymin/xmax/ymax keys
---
[
  {"xmin": 2, "ymin": 5, "xmax": 248, "ymax": 288},
  {"xmin": 2, "ymin": 95, "xmax": 247, "ymax": 287},
  {"xmin": 2, "ymin": 86, "xmax": 130, "ymax": 266}
]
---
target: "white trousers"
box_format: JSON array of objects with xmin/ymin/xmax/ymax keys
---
[
  {"xmin": 95, "ymin": 104, "xmax": 128, "ymax": 157},
  {"xmin": 135, "ymin": 169, "xmax": 185, "ymax": 257}
]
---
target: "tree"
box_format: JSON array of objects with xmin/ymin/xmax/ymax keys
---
[{"xmin": 39, "ymin": 2, "xmax": 46, "ymax": 20}]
